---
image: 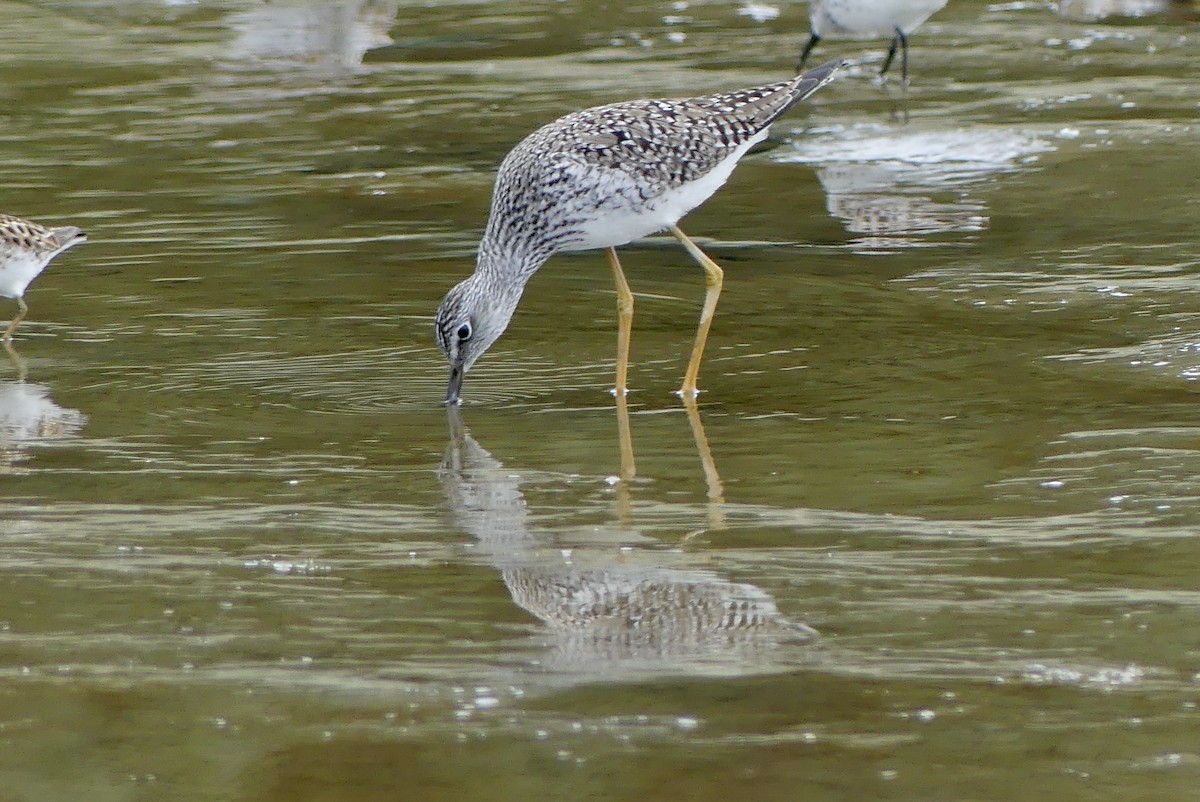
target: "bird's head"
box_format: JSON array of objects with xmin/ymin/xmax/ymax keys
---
[{"xmin": 434, "ymin": 274, "xmax": 520, "ymax": 405}]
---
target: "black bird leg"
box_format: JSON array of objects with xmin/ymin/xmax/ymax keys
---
[
  {"xmin": 797, "ymin": 33, "xmax": 821, "ymax": 73},
  {"xmin": 880, "ymin": 27, "xmax": 910, "ymax": 86}
]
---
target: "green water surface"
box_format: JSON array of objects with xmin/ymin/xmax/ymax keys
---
[{"xmin": 1, "ymin": 1, "xmax": 1198, "ymax": 800}]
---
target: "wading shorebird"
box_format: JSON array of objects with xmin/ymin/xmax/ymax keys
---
[
  {"xmin": 797, "ymin": 0, "xmax": 948, "ymax": 84},
  {"xmin": 0, "ymin": 214, "xmax": 87, "ymax": 342},
  {"xmin": 435, "ymin": 59, "xmax": 844, "ymax": 405}
]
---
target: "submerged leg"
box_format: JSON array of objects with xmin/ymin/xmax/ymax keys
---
[
  {"xmin": 3, "ymin": 338, "xmax": 26, "ymax": 382},
  {"xmin": 669, "ymin": 226, "xmax": 723, "ymax": 398},
  {"xmin": 615, "ymin": 391, "xmax": 636, "ymax": 482},
  {"xmin": 607, "ymin": 247, "xmax": 634, "ymax": 397},
  {"xmin": 614, "ymin": 390, "xmax": 636, "ymax": 523},
  {"xmin": 3, "ymin": 297, "xmax": 28, "ymax": 342},
  {"xmin": 682, "ymin": 395, "xmax": 726, "ymax": 532},
  {"xmin": 797, "ymin": 33, "xmax": 821, "ymax": 73}
]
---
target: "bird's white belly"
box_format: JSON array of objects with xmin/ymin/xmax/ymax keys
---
[
  {"xmin": 0, "ymin": 253, "xmax": 46, "ymax": 299},
  {"xmin": 561, "ymin": 131, "xmax": 767, "ymax": 252},
  {"xmin": 812, "ymin": 0, "xmax": 947, "ymax": 37}
]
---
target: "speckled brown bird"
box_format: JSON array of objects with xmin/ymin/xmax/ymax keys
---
[{"xmin": 0, "ymin": 214, "xmax": 87, "ymax": 341}]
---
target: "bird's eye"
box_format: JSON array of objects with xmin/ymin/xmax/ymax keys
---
[{"xmin": 456, "ymin": 323, "xmax": 472, "ymax": 341}]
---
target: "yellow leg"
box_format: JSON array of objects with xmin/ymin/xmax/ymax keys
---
[
  {"xmin": 607, "ymin": 247, "xmax": 634, "ymax": 397},
  {"xmin": 670, "ymin": 225, "xmax": 723, "ymax": 398},
  {"xmin": 3, "ymin": 297, "xmax": 28, "ymax": 343}
]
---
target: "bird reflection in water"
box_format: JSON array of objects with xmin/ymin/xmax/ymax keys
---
[
  {"xmin": 0, "ymin": 343, "xmax": 87, "ymax": 474},
  {"xmin": 227, "ymin": 1, "xmax": 397, "ymax": 67},
  {"xmin": 780, "ymin": 125, "xmax": 1055, "ymax": 248},
  {"xmin": 817, "ymin": 161, "xmax": 987, "ymax": 245},
  {"xmin": 1056, "ymin": 0, "xmax": 1195, "ymax": 19},
  {"xmin": 439, "ymin": 406, "xmax": 816, "ymax": 677}
]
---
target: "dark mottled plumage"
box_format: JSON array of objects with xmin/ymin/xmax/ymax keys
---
[
  {"xmin": 0, "ymin": 215, "xmax": 83, "ymax": 262},
  {"xmin": 482, "ymin": 65, "xmax": 844, "ymax": 263}
]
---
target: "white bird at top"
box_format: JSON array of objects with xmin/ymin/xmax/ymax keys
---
[{"xmin": 797, "ymin": 0, "xmax": 949, "ymax": 84}]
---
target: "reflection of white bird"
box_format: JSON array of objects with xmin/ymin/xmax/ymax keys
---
[
  {"xmin": 0, "ymin": 381, "xmax": 87, "ymax": 472},
  {"xmin": 0, "ymin": 214, "xmax": 87, "ymax": 341},
  {"xmin": 780, "ymin": 124, "xmax": 1053, "ymax": 245},
  {"xmin": 797, "ymin": 0, "xmax": 949, "ymax": 83},
  {"xmin": 1056, "ymin": 0, "xmax": 1170, "ymax": 19},
  {"xmin": 227, "ymin": 1, "xmax": 397, "ymax": 67}
]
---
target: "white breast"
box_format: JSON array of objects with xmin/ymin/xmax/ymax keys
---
[
  {"xmin": 560, "ymin": 130, "xmax": 769, "ymax": 253},
  {"xmin": 0, "ymin": 251, "xmax": 51, "ymax": 300}
]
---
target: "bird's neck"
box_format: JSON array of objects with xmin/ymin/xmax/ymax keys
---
[{"xmin": 475, "ymin": 233, "xmax": 549, "ymax": 295}]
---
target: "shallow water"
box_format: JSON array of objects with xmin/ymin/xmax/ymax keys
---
[{"xmin": 1, "ymin": 0, "xmax": 1198, "ymax": 799}]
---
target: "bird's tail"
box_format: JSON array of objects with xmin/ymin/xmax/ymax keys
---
[
  {"xmin": 777, "ymin": 58, "xmax": 846, "ymax": 120},
  {"xmin": 727, "ymin": 58, "xmax": 845, "ymax": 133}
]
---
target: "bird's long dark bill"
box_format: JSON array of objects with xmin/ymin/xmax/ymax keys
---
[{"xmin": 445, "ymin": 365, "xmax": 464, "ymax": 405}]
